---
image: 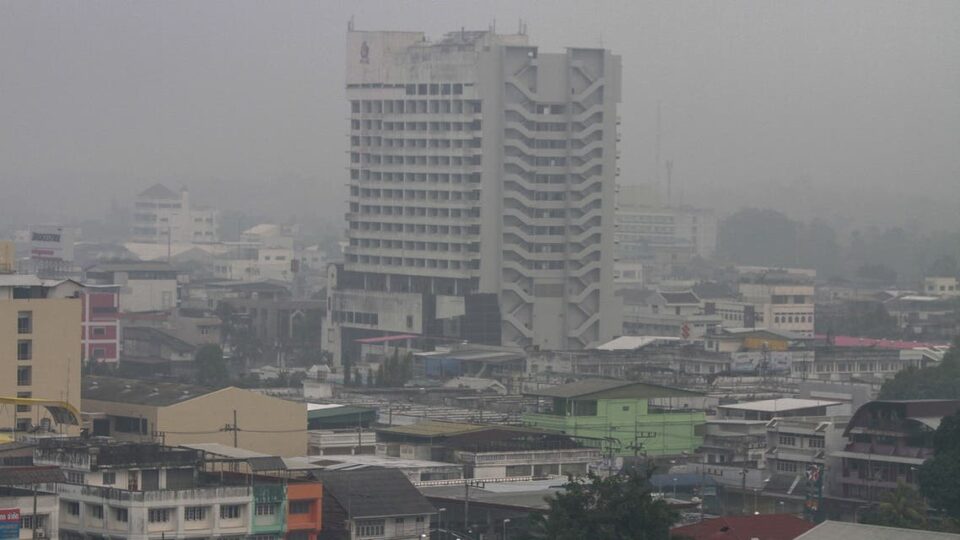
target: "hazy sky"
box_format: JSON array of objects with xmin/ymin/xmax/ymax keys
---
[{"xmin": 1, "ymin": 1, "xmax": 958, "ymax": 231}]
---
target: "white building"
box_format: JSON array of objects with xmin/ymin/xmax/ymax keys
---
[
  {"xmin": 131, "ymin": 184, "xmax": 219, "ymax": 245},
  {"xmin": 85, "ymin": 262, "xmax": 180, "ymax": 313},
  {"xmin": 34, "ymin": 442, "xmax": 257, "ymax": 540},
  {"xmin": 326, "ymin": 27, "xmax": 622, "ymax": 365},
  {"xmin": 0, "ymin": 482, "xmax": 60, "ymax": 540},
  {"xmin": 711, "ymin": 268, "xmax": 816, "ymax": 337},
  {"xmin": 922, "ymin": 276, "xmax": 959, "ymax": 298}
]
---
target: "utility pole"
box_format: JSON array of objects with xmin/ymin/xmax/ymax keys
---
[{"xmin": 221, "ymin": 410, "xmax": 240, "ymax": 447}]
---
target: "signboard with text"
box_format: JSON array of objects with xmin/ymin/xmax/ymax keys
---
[{"xmin": 0, "ymin": 508, "xmax": 20, "ymax": 540}]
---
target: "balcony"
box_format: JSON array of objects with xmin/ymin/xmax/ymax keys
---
[
  {"xmin": 456, "ymin": 448, "xmax": 601, "ymax": 467},
  {"xmin": 38, "ymin": 482, "xmax": 252, "ymax": 504}
]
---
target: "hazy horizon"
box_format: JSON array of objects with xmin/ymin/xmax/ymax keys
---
[{"xmin": 2, "ymin": 1, "xmax": 958, "ymax": 233}]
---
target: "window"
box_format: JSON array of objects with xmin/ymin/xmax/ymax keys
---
[
  {"xmin": 88, "ymin": 504, "xmax": 104, "ymax": 520},
  {"xmin": 17, "ymin": 311, "xmax": 31, "ymax": 334},
  {"xmin": 220, "ymin": 504, "xmax": 242, "ymax": 519},
  {"xmin": 102, "ymin": 471, "xmax": 116, "ymax": 485},
  {"xmin": 92, "ymin": 326, "xmax": 107, "ymax": 337},
  {"xmin": 395, "ymin": 517, "xmax": 405, "ymax": 524},
  {"xmin": 16, "ymin": 366, "xmax": 31, "ymax": 386},
  {"xmin": 184, "ymin": 506, "xmax": 206, "ymax": 521},
  {"xmin": 20, "ymin": 514, "xmax": 45, "ymax": 531},
  {"xmin": 777, "ymin": 461, "xmax": 799, "ymax": 472},
  {"xmin": 113, "ymin": 507, "xmax": 128, "ymax": 522},
  {"xmin": 779, "ymin": 435, "xmax": 797, "ymax": 446},
  {"xmin": 289, "ymin": 500, "xmax": 311, "ymax": 514},
  {"xmin": 255, "ymin": 503, "xmax": 277, "ymax": 516},
  {"xmin": 17, "ymin": 340, "xmax": 31, "ymax": 360},
  {"xmin": 64, "ymin": 502, "xmax": 80, "ymax": 516},
  {"xmin": 415, "ymin": 516, "xmax": 425, "ymax": 523},
  {"xmin": 356, "ymin": 520, "xmax": 385, "ymax": 537},
  {"xmin": 66, "ymin": 471, "xmax": 85, "ymax": 484},
  {"xmin": 15, "ymin": 391, "xmax": 31, "ymax": 413},
  {"xmin": 808, "ymin": 438, "xmax": 824, "ymax": 449},
  {"xmin": 148, "ymin": 508, "xmax": 171, "ymax": 523}
]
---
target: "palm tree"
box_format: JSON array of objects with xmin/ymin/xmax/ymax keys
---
[{"xmin": 862, "ymin": 482, "xmax": 927, "ymax": 530}]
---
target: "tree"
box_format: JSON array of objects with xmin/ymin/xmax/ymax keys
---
[
  {"xmin": 195, "ymin": 344, "xmax": 229, "ymax": 387},
  {"xmin": 860, "ymin": 482, "xmax": 928, "ymax": 530},
  {"xmin": 920, "ymin": 409, "xmax": 960, "ymax": 521},
  {"xmin": 526, "ymin": 468, "xmax": 677, "ymax": 540},
  {"xmin": 879, "ymin": 339, "xmax": 960, "ymax": 400}
]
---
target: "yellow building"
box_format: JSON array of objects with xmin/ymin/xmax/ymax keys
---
[
  {"xmin": 82, "ymin": 376, "xmax": 307, "ymax": 457},
  {"xmin": 0, "ymin": 276, "xmax": 83, "ymax": 434}
]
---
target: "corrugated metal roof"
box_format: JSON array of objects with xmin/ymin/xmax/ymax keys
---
[
  {"xmin": 595, "ymin": 336, "xmax": 681, "ymax": 351},
  {"xmin": 796, "ymin": 521, "xmax": 960, "ymax": 540},
  {"xmin": 318, "ymin": 469, "xmax": 436, "ymax": 518},
  {"xmin": 0, "ymin": 467, "xmax": 66, "ymax": 485},
  {"xmin": 524, "ymin": 379, "xmax": 703, "ymax": 399},
  {"xmin": 83, "ymin": 376, "xmax": 216, "ymax": 407},
  {"xmin": 718, "ymin": 399, "xmax": 841, "ymax": 412},
  {"xmin": 376, "ymin": 420, "xmax": 491, "ymax": 438}
]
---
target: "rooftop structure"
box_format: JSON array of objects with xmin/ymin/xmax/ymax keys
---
[
  {"xmin": 716, "ymin": 399, "xmax": 845, "ymax": 421},
  {"xmin": 317, "ymin": 468, "xmax": 435, "ymax": 539}
]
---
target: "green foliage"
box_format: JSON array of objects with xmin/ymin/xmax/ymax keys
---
[
  {"xmin": 196, "ymin": 344, "xmax": 229, "ymax": 387},
  {"xmin": 920, "ymin": 410, "xmax": 960, "ymax": 520},
  {"xmin": 878, "ymin": 339, "xmax": 960, "ymax": 400},
  {"xmin": 525, "ymin": 469, "xmax": 677, "ymax": 540},
  {"xmin": 376, "ymin": 348, "xmax": 413, "ymax": 387},
  {"xmin": 860, "ymin": 482, "xmax": 928, "ymax": 530}
]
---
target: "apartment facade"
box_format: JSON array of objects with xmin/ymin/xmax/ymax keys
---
[
  {"xmin": 34, "ymin": 440, "xmax": 323, "ymax": 540},
  {"xmin": 326, "ymin": 28, "xmax": 621, "ymax": 366},
  {"xmin": 0, "ymin": 276, "xmax": 82, "ymax": 434},
  {"xmin": 833, "ymin": 400, "xmax": 960, "ymax": 502},
  {"xmin": 80, "ymin": 285, "xmax": 121, "ymax": 365},
  {"xmin": 85, "ymin": 262, "xmax": 179, "ymax": 313},
  {"xmin": 131, "ymin": 184, "xmax": 219, "ymax": 245}
]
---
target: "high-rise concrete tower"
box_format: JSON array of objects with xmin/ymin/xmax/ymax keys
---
[{"xmin": 326, "ymin": 28, "xmax": 622, "ymax": 365}]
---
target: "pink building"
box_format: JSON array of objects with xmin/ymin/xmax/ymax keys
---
[{"xmin": 81, "ymin": 285, "xmax": 120, "ymax": 364}]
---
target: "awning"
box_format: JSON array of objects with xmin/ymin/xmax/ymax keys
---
[{"xmin": 0, "ymin": 397, "xmax": 79, "ymax": 425}]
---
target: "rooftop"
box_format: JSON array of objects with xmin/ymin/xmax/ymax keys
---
[
  {"xmin": 795, "ymin": 521, "xmax": 960, "ymax": 540},
  {"xmin": 138, "ymin": 183, "xmax": 180, "ymax": 200},
  {"xmin": 318, "ymin": 468, "xmax": 436, "ymax": 518},
  {"xmin": 594, "ymin": 336, "xmax": 682, "ymax": 351},
  {"xmin": 718, "ymin": 399, "xmax": 842, "ymax": 413},
  {"xmin": 82, "ymin": 376, "xmax": 217, "ymax": 407},
  {"xmin": 310, "ymin": 454, "xmax": 461, "ymax": 471},
  {"xmin": 670, "ymin": 513, "xmax": 815, "ymax": 540},
  {"xmin": 86, "ymin": 261, "xmax": 177, "ymax": 273},
  {"xmin": 524, "ymin": 379, "xmax": 704, "ymax": 400}
]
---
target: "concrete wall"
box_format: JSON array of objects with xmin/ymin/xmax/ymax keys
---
[
  {"xmin": 0, "ymin": 296, "xmax": 81, "ymax": 433},
  {"xmin": 160, "ymin": 388, "xmax": 306, "ymax": 457}
]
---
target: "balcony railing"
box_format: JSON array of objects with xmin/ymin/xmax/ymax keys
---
[
  {"xmin": 457, "ymin": 448, "xmax": 601, "ymax": 466},
  {"xmin": 38, "ymin": 482, "xmax": 251, "ymax": 503}
]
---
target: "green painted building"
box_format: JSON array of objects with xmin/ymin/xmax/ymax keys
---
[{"xmin": 523, "ymin": 379, "xmax": 706, "ymax": 457}]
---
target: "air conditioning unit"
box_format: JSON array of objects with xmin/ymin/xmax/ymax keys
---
[{"xmin": 36, "ymin": 531, "xmax": 46, "ymax": 539}]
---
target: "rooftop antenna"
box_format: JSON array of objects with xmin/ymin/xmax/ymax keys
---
[
  {"xmin": 655, "ymin": 101, "xmax": 662, "ymax": 200},
  {"xmin": 666, "ymin": 159, "xmax": 674, "ymax": 208}
]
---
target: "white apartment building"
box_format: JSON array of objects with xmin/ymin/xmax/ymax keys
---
[
  {"xmin": 131, "ymin": 184, "xmax": 219, "ymax": 245},
  {"xmin": 327, "ymin": 27, "xmax": 622, "ymax": 365},
  {"xmin": 34, "ymin": 441, "xmax": 258, "ymax": 540},
  {"xmin": 615, "ymin": 185, "xmax": 717, "ymax": 266}
]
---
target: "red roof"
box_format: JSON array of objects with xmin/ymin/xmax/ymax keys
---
[{"xmin": 670, "ymin": 514, "xmax": 814, "ymax": 540}]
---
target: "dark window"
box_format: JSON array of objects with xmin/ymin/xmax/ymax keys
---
[
  {"xmin": 17, "ymin": 340, "xmax": 31, "ymax": 360},
  {"xmin": 16, "ymin": 366, "xmax": 31, "ymax": 386},
  {"xmin": 17, "ymin": 311, "xmax": 31, "ymax": 334},
  {"xmin": 16, "ymin": 391, "xmax": 31, "ymax": 413},
  {"xmin": 289, "ymin": 500, "xmax": 311, "ymax": 514}
]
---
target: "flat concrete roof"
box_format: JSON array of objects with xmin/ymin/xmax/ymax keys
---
[{"xmin": 718, "ymin": 398, "xmax": 842, "ymax": 413}]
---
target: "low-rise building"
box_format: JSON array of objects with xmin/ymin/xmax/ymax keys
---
[
  {"xmin": 716, "ymin": 399, "xmax": 847, "ymax": 421},
  {"xmin": 764, "ymin": 416, "xmax": 849, "ymax": 497},
  {"xmin": 81, "ymin": 376, "xmax": 307, "ymax": 457},
  {"xmin": 80, "ymin": 285, "xmax": 121, "ymax": 365},
  {"xmin": 375, "ymin": 420, "xmax": 600, "ymax": 480},
  {"xmin": 85, "ymin": 262, "xmax": 181, "ymax": 313},
  {"xmin": 317, "ymin": 468, "xmax": 435, "ymax": 540},
  {"xmin": 524, "ymin": 380, "xmax": 708, "ymax": 457},
  {"xmin": 923, "ymin": 276, "xmax": 960, "ymax": 298},
  {"xmin": 832, "ymin": 399, "xmax": 960, "ymax": 502}
]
